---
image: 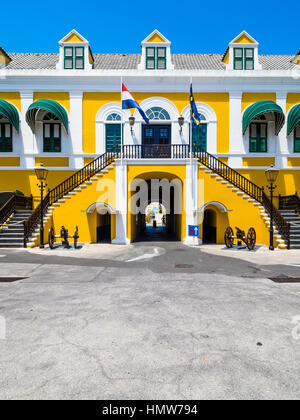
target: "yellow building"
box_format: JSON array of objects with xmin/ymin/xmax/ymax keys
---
[{"xmin": 0, "ymin": 29, "xmax": 300, "ymax": 249}]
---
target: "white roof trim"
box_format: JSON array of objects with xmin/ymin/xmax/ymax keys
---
[
  {"xmin": 229, "ymin": 30, "xmax": 258, "ymax": 46},
  {"xmin": 59, "ymin": 29, "xmax": 89, "ymax": 45},
  {"xmin": 141, "ymin": 29, "xmax": 171, "ymax": 45}
]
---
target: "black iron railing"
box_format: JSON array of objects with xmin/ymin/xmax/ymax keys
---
[
  {"xmin": 279, "ymin": 193, "xmax": 300, "ymax": 215},
  {"xmin": 23, "ymin": 144, "xmax": 292, "ymax": 248},
  {"xmin": 122, "ymin": 144, "xmax": 190, "ymax": 159},
  {"xmin": 0, "ymin": 194, "xmax": 33, "ymax": 228},
  {"xmin": 23, "ymin": 150, "xmax": 118, "ymax": 247},
  {"xmin": 194, "ymin": 147, "xmax": 291, "ymax": 248}
]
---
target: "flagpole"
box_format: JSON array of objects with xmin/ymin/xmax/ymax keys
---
[
  {"xmin": 190, "ymin": 76, "xmax": 192, "ymax": 165},
  {"xmin": 121, "ymin": 76, "xmax": 123, "ymax": 165}
]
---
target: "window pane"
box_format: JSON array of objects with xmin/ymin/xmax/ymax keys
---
[
  {"xmin": 157, "ymin": 48, "xmax": 166, "ymax": 58},
  {"xmin": 75, "ymin": 58, "xmax": 84, "ymax": 69},
  {"xmin": 296, "ymin": 125, "xmax": 300, "ymax": 138},
  {"xmin": 245, "ymin": 60, "xmax": 254, "ymax": 70},
  {"xmin": 146, "ymin": 48, "xmax": 155, "ymax": 57},
  {"xmin": 250, "ymin": 124, "xmax": 257, "ymax": 137},
  {"xmin": 147, "ymin": 59, "xmax": 155, "ymax": 69},
  {"xmin": 157, "ymin": 58, "xmax": 166, "ymax": 69},
  {"xmin": 75, "ymin": 47, "xmax": 84, "ymax": 57},
  {"xmin": 245, "ymin": 49, "xmax": 253, "ymax": 58},
  {"xmin": 260, "ymin": 138, "xmax": 267, "ymax": 152},
  {"xmin": 53, "ymin": 124, "xmax": 60, "ymax": 138},
  {"xmin": 249, "ymin": 138, "xmax": 257, "ymax": 152},
  {"xmin": 44, "ymin": 124, "xmax": 50, "ymax": 138},
  {"xmin": 235, "ymin": 60, "xmax": 243, "ymax": 70},
  {"xmin": 64, "ymin": 58, "xmax": 73, "ymax": 69},
  {"xmin": 234, "ymin": 48, "xmax": 243, "ymax": 58},
  {"xmin": 5, "ymin": 124, "xmax": 11, "ymax": 138},
  {"xmin": 260, "ymin": 124, "xmax": 267, "ymax": 138},
  {"xmin": 64, "ymin": 47, "xmax": 73, "ymax": 57}
]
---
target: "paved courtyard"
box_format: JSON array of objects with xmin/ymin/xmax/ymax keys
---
[{"xmin": 0, "ymin": 242, "xmax": 300, "ymax": 399}]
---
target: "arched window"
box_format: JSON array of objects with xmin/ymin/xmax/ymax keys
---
[
  {"xmin": 106, "ymin": 113, "xmax": 121, "ymax": 122},
  {"xmin": 192, "ymin": 113, "xmax": 207, "ymax": 151},
  {"xmin": 106, "ymin": 113, "xmax": 122, "ymax": 152},
  {"xmin": 43, "ymin": 113, "xmax": 61, "ymax": 153},
  {"xmin": 0, "ymin": 116, "xmax": 12, "ymax": 152},
  {"xmin": 145, "ymin": 107, "xmax": 171, "ymax": 121}
]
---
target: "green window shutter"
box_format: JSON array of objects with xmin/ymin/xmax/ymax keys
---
[
  {"xmin": 234, "ymin": 48, "xmax": 243, "ymax": 70},
  {"xmin": 249, "ymin": 123, "xmax": 268, "ymax": 153},
  {"xmin": 157, "ymin": 47, "xmax": 166, "ymax": 69},
  {"xmin": 105, "ymin": 124, "xmax": 121, "ymax": 152},
  {"xmin": 244, "ymin": 48, "xmax": 254, "ymax": 70},
  {"xmin": 0, "ymin": 123, "xmax": 12, "ymax": 152},
  {"xmin": 64, "ymin": 47, "xmax": 74, "ymax": 69},
  {"xmin": 75, "ymin": 47, "xmax": 84, "ymax": 69},
  {"xmin": 146, "ymin": 47, "xmax": 156, "ymax": 70},
  {"xmin": 43, "ymin": 123, "xmax": 61, "ymax": 153},
  {"xmin": 294, "ymin": 126, "xmax": 300, "ymax": 153}
]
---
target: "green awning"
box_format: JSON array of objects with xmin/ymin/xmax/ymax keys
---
[
  {"xmin": 26, "ymin": 99, "xmax": 68, "ymax": 133},
  {"xmin": 287, "ymin": 104, "xmax": 300, "ymax": 136},
  {"xmin": 0, "ymin": 99, "xmax": 19, "ymax": 132},
  {"xmin": 242, "ymin": 100, "xmax": 285, "ymax": 135}
]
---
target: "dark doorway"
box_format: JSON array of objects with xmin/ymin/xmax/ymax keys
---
[
  {"xmin": 97, "ymin": 213, "xmax": 111, "ymax": 243},
  {"xmin": 142, "ymin": 125, "xmax": 171, "ymax": 158},
  {"xmin": 203, "ymin": 209, "xmax": 217, "ymax": 244}
]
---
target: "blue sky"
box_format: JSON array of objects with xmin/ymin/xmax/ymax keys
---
[{"xmin": 1, "ymin": 0, "xmax": 299, "ymax": 55}]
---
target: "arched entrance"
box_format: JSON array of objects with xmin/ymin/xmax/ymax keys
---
[
  {"xmin": 203, "ymin": 209, "xmax": 217, "ymax": 244},
  {"xmin": 83, "ymin": 202, "xmax": 118, "ymax": 244},
  {"xmin": 129, "ymin": 171, "xmax": 183, "ymax": 242}
]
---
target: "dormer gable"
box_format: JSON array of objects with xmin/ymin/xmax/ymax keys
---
[
  {"xmin": 0, "ymin": 47, "xmax": 12, "ymax": 68},
  {"xmin": 222, "ymin": 31, "xmax": 262, "ymax": 70},
  {"xmin": 56, "ymin": 29, "xmax": 94, "ymax": 70},
  {"xmin": 138, "ymin": 29, "xmax": 174, "ymax": 70}
]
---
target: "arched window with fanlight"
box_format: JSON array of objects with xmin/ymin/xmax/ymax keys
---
[
  {"xmin": 145, "ymin": 107, "xmax": 171, "ymax": 121},
  {"xmin": 43, "ymin": 112, "xmax": 61, "ymax": 153},
  {"xmin": 105, "ymin": 113, "xmax": 122, "ymax": 152},
  {"xmin": 191, "ymin": 113, "xmax": 207, "ymax": 151}
]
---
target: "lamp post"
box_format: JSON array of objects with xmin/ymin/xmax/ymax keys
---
[
  {"xmin": 35, "ymin": 163, "xmax": 48, "ymax": 249},
  {"xmin": 265, "ymin": 164, "xmax": 279, "ymax": 251}
]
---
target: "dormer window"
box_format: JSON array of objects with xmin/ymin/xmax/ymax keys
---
[
  {"xmin": 64, "ymin": 46, "xmax": 84, "ymax": 69},
  {"xmin": 234, "ymin": 48, "xmax": 254, "ymax": 70},
  {"xmin": 57, "ymin": 29, "xmax": 94, "ymax": 70},
  {"xmin": 138, "ymin": 30, "xmax": 174, "ymax": 71},
  {"xmin": 222, "ymin": 31, "xmax": 261, "ymax": 71},
  {"xmin": 146, "ymin": 47, "xmax": 166, "ymax": 70}
]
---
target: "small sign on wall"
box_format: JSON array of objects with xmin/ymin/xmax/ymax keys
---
[{"xmin": 188, "ymin": 225, "xmax": 199, "ymax": 237}]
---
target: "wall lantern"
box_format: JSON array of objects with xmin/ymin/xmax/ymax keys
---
[
  {"xmin": 178, "ymin": 116, "xmax": 184, "ymax": 133},
  {"xmin": 129, "ymin": 116, "xmax": 135, "ymax": 133}
]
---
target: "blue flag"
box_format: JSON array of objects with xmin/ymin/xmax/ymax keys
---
[{"xmin": 189, "ymin": 84, "xmax": 201, "ymax": 127}]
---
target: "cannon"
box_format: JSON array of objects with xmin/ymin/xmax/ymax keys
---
[
  {"xmin": 48, "ymin": 226, "xmax": 79, "ymax": 249},
  {"xmin": 224, "ymin": 226, "xmax": 256, "ymax": 251}
]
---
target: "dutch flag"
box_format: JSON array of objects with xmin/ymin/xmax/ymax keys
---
[{"xmin": 122, "ymin": 83, "xmax": 149, "ymax": 124}]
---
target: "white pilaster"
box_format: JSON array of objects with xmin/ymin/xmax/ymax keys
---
[
  {"xmin": 20, "ymin": 91, "xmax": 34, "ymax": 169},
  {"xmin": 112, "ymin": 161, "xmax": 130, "ymax": 244},
  {"xmin": 184, "ymin": 160, "xmax": 201, "ymax": 245},
  {"xmin": 276, "ymin": 92, "xmax": 288, "ymax": 168},
  {"xmin": 69, "ymin": 91, "xmax": 84, "ymax": 169},
  {"xmin": 229, "ymin": 91, "xmax": 243, "ymax": 154}
]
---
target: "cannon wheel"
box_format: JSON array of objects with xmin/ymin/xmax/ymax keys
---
[
  {"xmin": 48, "ymin": 227, "xmax": 55, "ymax": 249},
  {"xmin": 247, "ymin": 227, "xmax": 256, "ymax": 250},
  {"xmin": 224, "ymin": 227, "xmax": 234, "ymax": 248},
  {"xmin": 74, "ymin": 226, "xmax": 79, "ymax": 249}
]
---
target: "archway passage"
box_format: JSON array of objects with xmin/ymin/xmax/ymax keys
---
[
  {"xmin": 97, "ymin": 212, "xmax": 111, "ymax": 243},
  {"xmin": 203, "ymin": 209, "xmax": 217, "ymax": 244},
  {"xmin": 131, "ymin": 175, "xmax": 182, "ymax": 243}
]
